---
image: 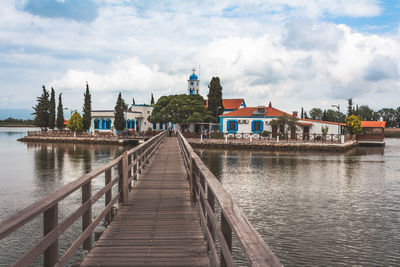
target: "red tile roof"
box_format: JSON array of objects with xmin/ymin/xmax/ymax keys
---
[
  {"xmin": 361, "ymin": 121, "xmax": 386, "ymax": 128},
  {"xmin": 205, "ymin": 99, "xmax": 244, "ymax": 110},
  {"xmin": 220, "ymin": 106, "xmax": 290, "ymax": 117}
]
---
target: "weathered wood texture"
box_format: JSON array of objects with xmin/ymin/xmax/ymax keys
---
[
  {"xmin": 178, "ymin": 131, "xmax": 283, "ymax": 267},
  {"xmin": 0, "ymin": 131, "xmax": 166, "ymax": 266},
  {"xmin": 80, "ymin": 137, "xmax": 210, "ymax": 267}
]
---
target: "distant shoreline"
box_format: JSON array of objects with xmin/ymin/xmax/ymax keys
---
[{"xmin": 0, "ymin": 125, "xmax": 36, "ymax": 127}]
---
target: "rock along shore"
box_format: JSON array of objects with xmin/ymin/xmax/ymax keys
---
[
  {"xmin": 188, "ymin": 138, "xmax": 358, "ymax": 152},
  {"xmin": 18, "ymin": 136, "xmax": 135, "ymax": 145}
]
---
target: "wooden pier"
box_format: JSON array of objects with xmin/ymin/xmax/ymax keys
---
[
  {"xmin": 0, "ymin": 131, "xmax": 282, "ymax": 267},
  {"xmin": 80, "ymin": 137, "xmax": 209, "ymax": 266}
]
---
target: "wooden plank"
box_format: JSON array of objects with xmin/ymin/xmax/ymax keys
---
[{"xmin": 80, "ymin": 137, "xmax": 210, "ymax": 267}]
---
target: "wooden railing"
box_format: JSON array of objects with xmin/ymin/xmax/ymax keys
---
[
  {"xmin": 177, "ymin": 131, "xmax": 282, "ymax": 267},
  {"xmin": 27, "ymin": 130, "xmax": 162, "ymax": 139},
  {"xmin": 182, "ymin": 131, "xmax": 343, "ymax": 143},
  {"xmin": 0, "ymin": 131, "xmax": 166, "ymax": 266}
]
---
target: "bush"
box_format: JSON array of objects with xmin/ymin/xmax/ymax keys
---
[
  {"xmin": 345, "ymin": 115, "xmax": 362, "ymax": 135},
  {"xmin": 261, "ymin": 131, "xmax": 271, "ymax": 137},
  {"xmin": 68, "ymin": 111, "xmax": 83, "ymax": 133}
]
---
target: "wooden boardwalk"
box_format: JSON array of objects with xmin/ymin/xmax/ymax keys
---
[{"xmin": 80, "ymin": 137, "xmax": 210, "ymax": 267}]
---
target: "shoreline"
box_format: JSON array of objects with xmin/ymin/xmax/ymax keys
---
[
  {"xmin": 188, "ymin": 138, "xmax": 358, "ymax": 152},
  {"xmin": 18, "ymin": 136, "xmax": 139, "ymax": 146}
]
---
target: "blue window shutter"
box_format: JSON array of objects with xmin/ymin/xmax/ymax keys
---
[
  {"xmin": 235, "ymin": 121, "xmax": 238, "ymax": 131},
  {"xmin": 227, "ymin": 121, "xmax": 230, "ymax": 131},
  {"xmin": 251, "ymin": 121, "xmax": 254, "ymax": 132},
  {"xmin": 260, "ymin": 121, "xmax": 263, "ymax": 132},
  {"xmin": 153, "ymin": 123, "xmax": 156, "ymax": 130}
]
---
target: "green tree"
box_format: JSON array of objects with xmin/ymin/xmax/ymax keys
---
[
  {"xmin": 32, "ymin": 85, "xmax": 50, "ymax": 130},
  {"xmin": 149, "ymin": 94, "xmax": 214, "ymax": 125},
  {"xmin": 347, "ymin": 98, "xmax": 353, "ymax": 116},
  {"xmin": 345, "ymin": 115, "xmax": 362, "ymax": 135},
  {"xmin": 325, "ymin": 109, "xmax": 338, "ymax": 122},
  {"xmin": 56, "ymin": 93, "xmax": 65, "ymax": 129},
  {"xmin": 269, "ymin": 114, "xmax": 299, "ymax": 135},
  {"xmin": 377, "ymin": 108, "xmax": 397, "ymax": 127},
  {"xmin": 114, "ymin": 92, "xmax": 126, "ymax": 132},
  {"xmin": 357, "ymin": 105, "xmax": 374, "ymax": 121},
  {"xmin": 68, "ymin": 111, "xmax": 83, "ymax": 133},
  {"xmin": 207, "ymin": 77, "xmax": 224, "ymax": 122},
  {"xmin": 321, "ymin": 110, "xmax": 328, "ymax": 121},
  {"xmin": 82, "ymin": 82, "xmax": 92, "ymax": 131},
  {"xmin": 309, "ymin": 108, "xmax": 323, "ymax": 120},
  {"xmin": 151, "ymin": 93, "xmax": 155, "ymax": 105},
  {"xmin": 48, "ymin": 87, "xmax": 56, "ymax": 129}
]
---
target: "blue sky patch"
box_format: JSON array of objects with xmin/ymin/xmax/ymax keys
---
[{"xmin": 20, "ymin": 0, "xmax": 99, "ymax": 23}]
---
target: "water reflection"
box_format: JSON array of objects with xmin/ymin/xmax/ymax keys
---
[
  {"xmin": 0, "ymin": 128, "xmax": 130, "ymax": 266},
  {"xmin": 196, "ymin": 139, "xmax": 400, "ymax": 267}
]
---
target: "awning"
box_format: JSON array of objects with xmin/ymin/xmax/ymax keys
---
[{"xmin": 361, "ymin": 121, "xmax": 386, "ymax": 128}]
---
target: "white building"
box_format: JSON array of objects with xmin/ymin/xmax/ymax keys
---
[
  {"xmin": 219, "ymin": 102, "xmax": 345, "ymax": 138},
  {"xmin": 90, "ymin": 104, "xmax": 154, "ymax": 133}
]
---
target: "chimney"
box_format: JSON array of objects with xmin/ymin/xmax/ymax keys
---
[
  {"xmin": 293, "ymin": 111, "xmax": 298, "ymax": 117},
  {"xmin": 268, "ymin": 102, "xmax": 272, "ymax": 108}
]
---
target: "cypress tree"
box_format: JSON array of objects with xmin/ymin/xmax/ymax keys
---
[
  {"xmin": 114, "ymin": 92, "xmax": 126, "ymax": 132},
  {"xmin": 82, "ymin": 82, "xmax": 92, "ymax": 131},
  {"xmin": 347, "ymin": 98, "xmax": 353, "ymax": 116},
  {"xmin": 132, "ymin": 97, "xmax": 135, "ymax": 106},
  {"xmin": 151, "ymin": 93, "xmax": 155, "ymax": 105},
  {"xmin": 32, "ymin": 85, "xmax": 50, "ymax": 130},
  {"xmin": 48, "ymin": 87, "xmax": 56, "ymax": 129},
  {"xmin": 56, "ymin": 93, "xmax": 65, "ymax": 129},
  {"xmin": 207, "ymin": 77, "xmax": 224, "ymax": 122}
]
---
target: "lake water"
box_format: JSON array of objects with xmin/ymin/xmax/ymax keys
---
[
  {"xmin": 1, "ymin": 127, "xmax": 399, "ymax": 266},
  {"xmin": 0, "ymin": 127, "xmax": 129, "ymax": 266},
  {"xmin": 196, "ymin": 139, "xmax": 400, "ymax": 266}
]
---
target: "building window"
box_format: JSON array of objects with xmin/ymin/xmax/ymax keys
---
[
  {"xmin": 159, "ymin": 123, "xmax": 162, "ymax": 129},
  {"xmin": 227, "ymin": 120, "xmax": 238, "ymax": 133},
  {"xmin": 153, "ymin": 123, "xmax": 156, "ymax": 130},
  {"xmin": 252, "ymin": 120, "xmax": 263, "ymax": 133},
  {"xmin": 102, "ymin": 120, "xmax": 106, "ymax": 129},
  {"xmin": 94, "ymin": 119, "xmax": 99, "ymax": 129},
  {"xmin": 107, "ymin": 119, "xmax": 112, "ymax": 129}
]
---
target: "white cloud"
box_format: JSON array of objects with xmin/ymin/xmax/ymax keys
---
[{"xmin": 0, "ymin": 0, "xmax": 399, "ymax": 113}]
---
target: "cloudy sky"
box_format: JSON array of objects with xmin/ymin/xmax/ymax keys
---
[{"xmin": 1, "ymin": 0, "xmax": 400, "ymax": 114}]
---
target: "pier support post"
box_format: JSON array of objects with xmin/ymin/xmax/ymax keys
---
[
  {"xmin": 82, "ymin": 181, "xmax": 92, "ymax": 251},
  {"xmin": 44, "ymin": 204, "xmax": 58, "ymax": 267}
]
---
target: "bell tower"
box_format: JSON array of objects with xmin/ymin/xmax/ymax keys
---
[{"xmin": 188, "ymin": 68, "xmax": 199, "ymax": 95}]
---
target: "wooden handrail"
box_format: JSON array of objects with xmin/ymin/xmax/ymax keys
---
[
  {"xmin": 0, "ymin": 131, "xmax": 166, "ymax": 266},
  {"xmin": 178, "ymin": 131, "xmax": 282, "ymax": 267}
]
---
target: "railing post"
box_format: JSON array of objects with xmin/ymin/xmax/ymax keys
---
[
  {"xmin": 133, "ymin": 151, "xmax": 138, "ymax": 181},
  {"xmin": 43, "ymin": 204, "xmax": 58, "ymax": 267},
  {"xmin": 128, "ymin": 154, "xmax": 132, "ymax": 191},
  {"xmin": 82, "ymin": 181, "xmax": 92, "ymax": 251},
  {"xmin": 189, "ymin": 154, "xmax": 194, "ymax": 202},
  {"xmin": 105, "ymin": 168, "xmax": 112, "ymax": 225},
  {"xmin": 221, "ymin": 212, "xmax": 232, "ymax": 267},
  {"xmin": 119, "ymin": 151, "xmax": 128, "ymax": 205},
  {"xmin": 207, "ymin": 189, "xmax": 215, "ymax": 242}
]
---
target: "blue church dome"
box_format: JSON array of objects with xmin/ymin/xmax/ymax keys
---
[{"xmin": 189, "ymin": 74, "xmax": 198, "ymax": 80}]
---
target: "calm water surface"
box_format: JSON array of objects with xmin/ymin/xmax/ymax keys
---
[
  {"xmin": 1, "ymin": 127, "xmax": 400, "ymax": 266},
  {"xmin": 196, "ymin": 139, "xmax": 400, "ymax": 266},
  {"xmin": 0, "ymin": 127, "xmax": 129, "ymax": 266}
]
